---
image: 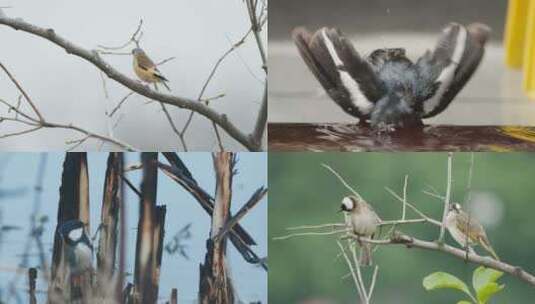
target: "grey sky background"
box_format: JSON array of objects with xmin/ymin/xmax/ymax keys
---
[
  {"xmin": 0, "ymin": 153, "xmax": 267, "ymax": 303},
  {"xmin": 0, "ymin": 0, "xmax": 266, "ymax": 151}
]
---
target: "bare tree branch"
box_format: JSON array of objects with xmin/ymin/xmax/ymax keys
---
[
  {"xmin": 351, "ymin": 233, "xmax": 535, "ymax": 288},
  {"xmin": 0, "ymin": 15, "xmax": 265, "ymax": 150}
]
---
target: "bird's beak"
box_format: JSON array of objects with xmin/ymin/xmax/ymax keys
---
[{"xmin": 337, "ymin": 207, "xmax": 344, "ymax": 213}]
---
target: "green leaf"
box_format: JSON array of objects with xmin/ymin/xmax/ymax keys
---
[
  {"xmin": 476, "ymin": 283, "xmax": 505, "ymax": 303},
  {"xmin": 473, "ymin": 266, "xmax": 504, "ymax": 301},
  {"xmin": 457, "ymin": 301, "xmax": 473, "ymax": 304},
  {"xmin": 423, "ymin": 272, "xmax": 472, "ymax": 298}
]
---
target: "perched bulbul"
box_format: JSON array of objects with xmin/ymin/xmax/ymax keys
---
[
  {"xmin": 339, "ymin": 196, "xmax": 381, "ymax": 266},
  {"xmin": 132, "ymin": 47, "xmax": 171, "ymax": 91},
  {"xmin": 446, "ymin": 203, "xmax": 499, "ymax": 260},
  {"xmin": 292, "ymin": 23, "xmax": 490, "ymax": 131}
]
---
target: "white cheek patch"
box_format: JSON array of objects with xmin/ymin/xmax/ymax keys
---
[
  {"xmin": 321, "ymin": 29, "xmax": 375, "ymax": 115},
  {"xmin": 342, "ymin": 197, "xmax": 354, "ymax": 210},
  {"xmin": 68, "ymin": 227, "xmax": 83, "ymax": 241},
  {"xmin": 424, "ymin": 26, "xmax": 467, "ymax": 114}
]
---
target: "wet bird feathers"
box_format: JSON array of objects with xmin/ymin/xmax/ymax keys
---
[{"xmin": 293, "ymin": 23, "xmax": 490, "ymax": 129}]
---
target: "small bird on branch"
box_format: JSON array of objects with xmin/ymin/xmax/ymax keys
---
[
  {"xmin": 132, "ymin": 47, "xmax": 171, "ymax": 91},
  {"xmin": 339, "ymin": 195, "xmax": 381, "ymax": 266},
  {"xmin": 446, "ymin": 203, "xmax": 499, "ymax": 260}
]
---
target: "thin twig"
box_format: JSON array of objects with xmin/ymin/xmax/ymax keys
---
[
  {"xmin": 384, "ymin": 187, "xmax": 442, "ymax": 227},
  {"xmin": 273, "ymin": 230, "xmax": 348, "ymax": 241},
  {"xmin": 321, "ymin": 163, "xmax": 362, "ymax": 199},
  {"xmin": 337, "ymin": 241, "xmax": 366, "ymax": 304},
  {"xmin": 352, "ymin": 233, "xmax": 535, "ymax": 288},
  {"xmin": 0, "ymin": 62, "xmax": 43, "ymax": 121},
  {"xmin": 438, "ymin": 152, "xmax": 453, "ymax": 243},
  {"xmin": 402, "ymin": 175, "xmax": 408, "ymax": 220}
]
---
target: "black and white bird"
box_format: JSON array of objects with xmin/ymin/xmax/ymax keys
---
[
  {"xmin": 339, "ymin": 196, "xmax": 381, "ymax": 266},
  {"xmin": 58, "ymin": 220, "xmax": 93, "ymax": 275},
  {"xmin": 292, "ymin": 23, "xmax": 490, "ymax": 131}
]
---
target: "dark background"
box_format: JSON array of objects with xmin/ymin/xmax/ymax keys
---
[{"xmin": 269, "ymin": 0, "xmax": 506, "ymax": 40}]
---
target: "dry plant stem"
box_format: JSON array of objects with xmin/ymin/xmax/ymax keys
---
[
  {"xmin": 213, "ymin": 187, "xmax": 267, "ymax": 243},
  {"xmin": 465, "ymin": 153, "xmax": 475, "ymax": 204},
  {"xmin": 0, "ymin": 17, "xmax": 265, "ymax": 151},
  {"xmin": 0, "ymin": 62, "xmax": 43, "ymax": 121},
  {"xmin": 97, "ymin": 19, "xmax": 143, "ymax": 51},
  {"xmin": 438, "ymin": 152, "xmax": 453, "ymax": 243},
  {"xmin": 159, "ymin": 102, "xmax": 188, "ymax": 151},
  {"xmin": 5, "ymin": 154, "xmax": 48, "ymax": 303},
  {"xmin": 109, "ymin": 92, "xmax": 135, "ymax": 117},
  {"xmin": 245, "ymin": 0, "xmax": 267, "ymax": 69},
  {"xmin": 402, "ymin": 175, "xmax": 408, "ymax": 220},
  {"xmin": 180, "ymin": 27, "xmax": 255, "ymax": 149},
  {"xmin": 337, "ymin": 241, "xmax": 367, "ymax": 304},
  {"xmin": 287, "ymin": 223, "xmax": 346, "ymax": 230},
  {"xmin": 273, "ymin": 229, "xmax": 348, "ymax": 241},
  {"xmin": 349, "ymin": 243, "xmax": 369, "ymax": 303},
  {"xmin": 0, "ymin": 61, "xmax": 136, "ymax": 150},
  {"xmin": 353, "ymin": 233, "xmax": 535, "ymax": 288},
  {"xmin": 321, "ymin": 163, "xmax": 363, "ymax": 199},
  {"xmin": 384, "ymin": 187, "xmax": 442, "ymax": 227}
]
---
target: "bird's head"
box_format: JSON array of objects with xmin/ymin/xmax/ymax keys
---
[
  {"xmin": 339, "ymin": 196, "xmax": 362, "ymax": 212},
  {"xmin": 59, "ymin": 220, "xmax": 92, "ymax": 250},
  {"xmin": 132, "ymin": 48, "xmax": 143, "ymax": 56},
  {"xmin": 449, "ymin": 202, "xmax": 462, "ymax": 213},
  {"xmin": 369, "ymin": 48, "xmax": 409, "ymax": 66}
]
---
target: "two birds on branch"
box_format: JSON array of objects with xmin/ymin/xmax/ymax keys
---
[{"xmin": 339, "ymin": 195, "xmax": 499, "ymax": 266}]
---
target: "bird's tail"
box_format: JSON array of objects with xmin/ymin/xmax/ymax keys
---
[
  {"xmin": 359, "ymin": 242, "xmax": 373, "ymax": 266},
  {"xmin": 480, "ymin": 237, "xmax": 500, "ymax": 261},
  {"xmin": 161, "ymin": 80, "xmax": 171, "ymax": 92},
  {"xmin": 153, "ymin": 73, "xmax": 171, "ymax": 91}
]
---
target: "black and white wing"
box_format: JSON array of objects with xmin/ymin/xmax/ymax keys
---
[
  {"xmin": 292, "ymin": 27, "xmax": 385, "ymax": 119},
  {"xmin": 417, "ymin": 23, "xmax": 490, "ymax": 118}
]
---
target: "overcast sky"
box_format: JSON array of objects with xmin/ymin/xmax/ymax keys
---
[
  {"xmin": 0, "ymin": 152, "xmax": 267, "ymax": 303},
  {"xmin": 0, "ymin": 1, "xmax": 266, "ymax": 151}
]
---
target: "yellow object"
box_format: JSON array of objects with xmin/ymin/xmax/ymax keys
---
[
  {"xmin": 504, "ymin": 0, "xmax": 529, "ymax": 68},
  {"xmin": 500, "ymin": 126, "xmax": 535, "ymax": 143},
  {"xmin": 524, "ymin": 0, "xmax": 535, "ymax": 98}
]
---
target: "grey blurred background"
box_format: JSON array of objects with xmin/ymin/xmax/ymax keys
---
[
  {"xmin": 0, "ymin": 0, "xmax": 266, "ymax": 151},
  {"xmin": 268, "ymin": 0, "xmax": 535, "ymax": 126},
  {"xmin": 270, "ymin": 0, "xmax": 506, "ymax": 40}
]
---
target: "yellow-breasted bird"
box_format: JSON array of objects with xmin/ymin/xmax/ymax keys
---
[
  {"xmin": 132, "ymin": 47, "xmax": 171, "ymax": 91},
  {"xmin": 446, "ymin": 203, "xmax": 500, "ymax": 260}
]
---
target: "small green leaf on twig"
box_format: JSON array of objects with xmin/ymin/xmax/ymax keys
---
[{"xmin": 423, "ymin": 272, "xmax": 472, "ymax": 297}]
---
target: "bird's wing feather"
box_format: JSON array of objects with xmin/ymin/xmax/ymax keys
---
[
  {"xmin": 416, "ymin": 23, "xmax": 489, "ymax": 118},
  {"xmin": 292, "ymin": 27, "xmax": 385, "ymax": 119},
  {"xmin": 455, "ymin": 211, "xmax": 486, "ymax": 242}
]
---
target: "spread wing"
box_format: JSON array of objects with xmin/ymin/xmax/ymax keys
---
[
  {"xmin": 416, "ymin": 23, "xmax": 490, "ymax": 118},
  {"xmin": 292, "ymin": 27, "xmax": 385, "ymax": 119}
]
